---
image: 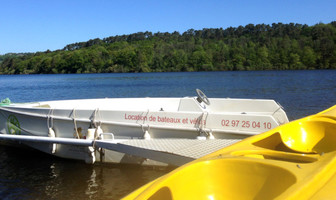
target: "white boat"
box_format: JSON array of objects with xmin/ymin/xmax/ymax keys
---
[{"xmin": 0, "ymin": 89, "xmax": 288, "ymax": 166}]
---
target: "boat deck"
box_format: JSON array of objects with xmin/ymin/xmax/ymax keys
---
[{"xmin": 96, "ymin": 138, "xmax": 241, "ymax": 166}]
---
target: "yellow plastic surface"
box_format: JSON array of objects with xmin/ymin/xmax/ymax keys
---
[{"xmin": 123, "ymin": 105, "xmax": 336, "ymax": 200}]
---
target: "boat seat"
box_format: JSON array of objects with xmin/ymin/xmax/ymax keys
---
[{"xmin": 279, "ymin": 119, "xmax": 336, "ymax": 154}]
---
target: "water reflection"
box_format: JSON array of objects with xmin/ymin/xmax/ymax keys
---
[{"xmin": 0, "ymin": 146, "xmax": 172, "ymax": 199}]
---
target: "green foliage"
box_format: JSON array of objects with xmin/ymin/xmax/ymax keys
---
[{"xmin": 1, "ymin": 22, "xmax": 336, "ymax": 74}]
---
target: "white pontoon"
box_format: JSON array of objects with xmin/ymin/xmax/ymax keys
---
[{"xmin": 0, "ymin": 90, "xmax": 288, "ymax": 166}]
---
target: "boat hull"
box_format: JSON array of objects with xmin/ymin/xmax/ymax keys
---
[{"xmin": 0, "ymin": 97, "xmax": 288, "ymax": 165}]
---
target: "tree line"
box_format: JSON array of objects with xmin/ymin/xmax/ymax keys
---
[{"xmin": 1, "ymin": 22, "xmax": 335, "ymax": 74}]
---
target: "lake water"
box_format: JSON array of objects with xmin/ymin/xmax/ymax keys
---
[{"xmin": 0, "ymin": 70, "xmax": 335, "ymax": 199}]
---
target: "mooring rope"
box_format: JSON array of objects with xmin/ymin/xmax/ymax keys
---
[
  {"xmin": 72, "ymin": 108, "xmax": 80, "ymax": 139},
  {"xmin": 47, "ymin": 108, "xmax": 54, "ymax": 129}
]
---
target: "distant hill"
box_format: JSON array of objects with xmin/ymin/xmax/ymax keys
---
[{"xmin": 1, "ymin": 22, "xmax": 335, "ymax": 74}]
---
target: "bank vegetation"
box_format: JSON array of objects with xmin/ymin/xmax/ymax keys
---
[{"xmin": 1, "ymin": 22, "xmax": 335, "ymax": 74}]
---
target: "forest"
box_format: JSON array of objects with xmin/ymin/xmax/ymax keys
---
[{"xmin": 0, "ymin": 22, "xmax": 335, "ymax": 74}]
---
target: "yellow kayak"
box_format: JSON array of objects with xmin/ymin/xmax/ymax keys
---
[{"xmin": 123, "ymin": 105, "xmax": 336, "ymax": 200}]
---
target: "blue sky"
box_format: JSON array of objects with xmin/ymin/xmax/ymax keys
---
[{"xmin": 0, "ymin": 0, "xmax": 335, "ymax": 54}]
